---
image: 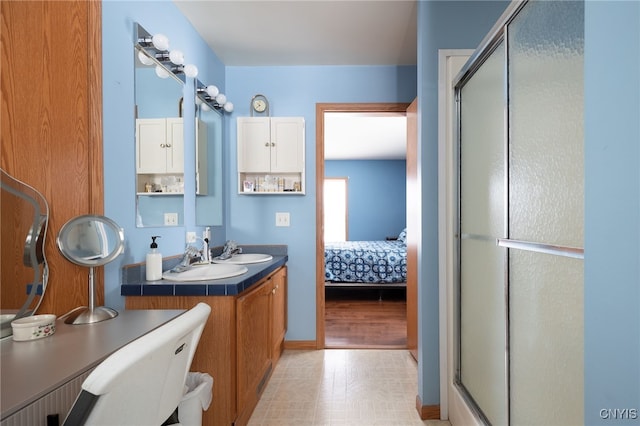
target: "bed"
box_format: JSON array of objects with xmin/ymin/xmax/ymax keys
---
[{"xmin": 324, "ymin": 229, "xmax": 407, "ymax": 288}]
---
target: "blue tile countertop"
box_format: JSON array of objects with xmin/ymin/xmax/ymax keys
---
[{"xmin": 121, "ymin": 245, "xmax": 288, "ymax": 297}]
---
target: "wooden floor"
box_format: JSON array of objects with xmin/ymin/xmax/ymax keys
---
[{"xmin": 324, "ymin": 287, "xmax": 407, "ymax": 349}]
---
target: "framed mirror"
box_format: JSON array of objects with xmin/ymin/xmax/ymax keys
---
[
  {"xmin": 0, "ymin": 169, "xmax": 49, "ymax": 338},
  {"xmin": 57, "ymin": 215, "xmax": 124, "ymax": 324},
  {"xmin": 134, "ymin": 24, "xmax": 186, "ymax": 228}
]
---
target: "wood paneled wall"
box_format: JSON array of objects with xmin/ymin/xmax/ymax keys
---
[{"xmin": 1, "ymin": 1, "xmax": 103, "ymax": 316}]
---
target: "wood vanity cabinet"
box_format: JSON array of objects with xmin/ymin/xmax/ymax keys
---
[
  {"xmin": 125, "ymin": 266, "xmax": 287, "ymax": 426},
  {"xmin": 235, "ymin": 267, "xmax": 288, "ymax": 425}
]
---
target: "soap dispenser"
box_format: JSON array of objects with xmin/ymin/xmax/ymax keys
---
[{"xmin": 146, "ymin": 236, "xmax": 162, "ymax": 281}]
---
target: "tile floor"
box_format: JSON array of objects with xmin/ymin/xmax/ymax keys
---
[{"xmin": 247, "ymin": 349, "xmax": 452, "ymax": 426}]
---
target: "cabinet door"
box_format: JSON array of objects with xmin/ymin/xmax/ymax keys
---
[
  {"xmin": 136, "ymin": 118, "xmax": 167, "ymax": 173},
  {"xmin": 270, "ymin": 117, "xmax": 304, "ymax": 173},
  {"xmin": 237, "ymin": 117, "xmax": 270, "ymax": 172},
  {"xmin": 271, "ymin": 268, "xmax": 287, "ymax": 362},
  {"xmin": 236, "ymin": 279, "xmax": 272, "ymax": 415},
  {"xmin": 165, "ymin": 118, "xmax": 184, "ymax": 173}
]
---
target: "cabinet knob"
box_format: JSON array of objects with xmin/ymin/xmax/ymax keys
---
[
  {"xmin": 271, "ymin": 142, "xmax": 275, "ymax": 147},
  {"xmin": 264, "ymin": 142, "xmax": 270, "ymax": 147},
  {"xmin": 160, "ymin": 144, "xmax": 166, "ymax": 148},
  {"xmin": 272, "ymin": 288, "xmax": 276, "ymax": 294},
  {"xmin": 165, "ymin": 143, "xmax": 172, "ymax": 148}
]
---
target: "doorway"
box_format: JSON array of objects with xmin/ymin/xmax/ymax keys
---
[{"xmin": 315, "ymin": 102, "xmax": 412, "ymax": 349}]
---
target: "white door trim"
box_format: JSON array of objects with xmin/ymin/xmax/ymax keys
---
[{"xmin": 437, "ymin": 49, "xmax": 476, "ymax": 424}]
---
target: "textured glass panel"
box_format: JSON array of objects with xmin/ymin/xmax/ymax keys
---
[
  {"xmin": 509, "ymin": 1, "xmax": 584, "ymax": 247},
  {"xmin": 508, "ymin": 1, "xmax": 584, "ymax": 423},
  {"xmin": 510, "ymin": 250, "xmax": 584, "ymax": 425},
  {"xmin": 460, "ymin": 239, "xmax": 507, "ymax": 425},
  {"xmin": 459, "ymin": 40, "xmax": 506, "ymax": 425},
  {"xmin": 460, "ymin": 42, "xmax": 505, "ymax": 238}
]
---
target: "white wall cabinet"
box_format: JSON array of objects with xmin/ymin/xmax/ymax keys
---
[
  {"xmin": 237, "ymin": 117, "xmax": 305, "ymax": 194},
  {"xmin": 135, "ymin": 117, "xmax": 207, "ymax": 195}
]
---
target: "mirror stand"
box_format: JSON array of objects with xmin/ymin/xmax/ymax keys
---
[
  {"xmin": 64, "ymin": 267, "xmax": 118, "ymax": 325},
  {"xmin": 57, "ymin": 214, "xmax": 125, "ymax": 325}
]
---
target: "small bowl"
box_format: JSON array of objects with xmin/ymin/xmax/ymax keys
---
[{"xmin": 11, "ymin": 314, "xmax": 57, "ymax": 341}]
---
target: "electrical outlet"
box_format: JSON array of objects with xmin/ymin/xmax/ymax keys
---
[
  {"xmin": 186, "ymin": 232, "xmax": 197, "ymax": 243},
  {"xmin": 275, "ymin": 212, "xmax": 290, "ymax": 227},
  {"xmin": 164, "ymin": 213, "xmax": 178, "ymax": 226}
]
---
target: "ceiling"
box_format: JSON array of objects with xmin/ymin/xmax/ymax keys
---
[
  {"xmin": 324, "ymin": 113, "xmax": 406, "ymax": 160},
  {"xmin": 173, "ymin": 0, "xmax": 417, "ymax": 67},
  {"xmin": 173, "ymin": 0, "xmax": 415, "ymax": 160}
]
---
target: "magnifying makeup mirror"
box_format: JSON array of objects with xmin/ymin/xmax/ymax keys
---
[{"xmin": 57, "ymin": 215, "xmax": 124, "ymax": 324}]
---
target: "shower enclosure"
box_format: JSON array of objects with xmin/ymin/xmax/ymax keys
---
[{"xmin": 454, "ymin": 1, "xmax": 584, "ymax": 424}]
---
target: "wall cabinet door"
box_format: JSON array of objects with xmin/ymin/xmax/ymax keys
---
[
  {"xmin": 237, "ymin": 117, "xmax": 271, "ymax": 172},
  {"xmin": 270, "ymin": 118, "xmax": 304, "ymax": 173}
]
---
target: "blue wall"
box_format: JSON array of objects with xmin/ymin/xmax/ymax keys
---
[
  {"xmin": 584, "ymin": 1, "xmax": 640, "ymax": 423},
  {"xmin": 325, "ymin": 160, "xmax": 406, "ymax": 240},
  {"xmin": 225, "ymin": 65, "xmax": 417, "ymax": 341}
]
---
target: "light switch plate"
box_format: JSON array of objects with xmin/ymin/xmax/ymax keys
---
[
  {"xmin": 275, "ymin": 212, "xmax": 290, "ymax": 227},
  {"xmin": 164, "ymin": 213, "xmax": 178, "ymax": 226}
]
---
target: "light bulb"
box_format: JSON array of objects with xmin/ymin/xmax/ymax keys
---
[
  {"xmin": 223, "ymin": 102, "xmax": 234, "ymax": 113},
  {"xmin": 183, "ymin": 64, "xmax": 198, "ymax": 78},
  {"xmin": 155, "ymin": 65, "xmax": 170, "ymax": 79},
  {"xmin": 206, "ymin": 85, "xmax": 219, "ymax": 98},
  {"xmin": 168, "ymin": 50, "xmax": 184, "ymax": 65},
  {"xmin": 137, "ymin": 50, "xmax": 154, "ymax": 66},
  {"xmin": 201, "ymin": 103, "xmax": 212, "ymax": 112},
  {"xmin": 215, "ymin": 93, "xmax": 226, "ymax": 105},
  {"xmin": 151, "ymin": 34, "xmax": 169, "ymax": 51}
]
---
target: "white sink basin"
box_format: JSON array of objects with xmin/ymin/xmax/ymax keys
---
[
  {"xmin": 212, "ymin": 253, "xmax": 273, "ymax": 265},
  {"xmin": 162, "ymin": 263, "xmax": 248, "ymax": 282}
]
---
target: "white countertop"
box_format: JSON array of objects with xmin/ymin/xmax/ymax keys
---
[{"xmin": 0, "ymin": 309, "xmax": 185, "ymax": 420}]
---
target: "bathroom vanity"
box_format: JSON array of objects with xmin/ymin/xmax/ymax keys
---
[
  {"xmin": 0, "ymin": 309, "xmax": 184, "ymax": 426},
  {"xmin": 122, "ymin": 250, "xmax": 288, "ymax": 426}
]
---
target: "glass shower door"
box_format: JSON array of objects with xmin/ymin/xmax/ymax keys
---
[
  {"xmin": 458, "ymin": 40, "xmax": 507, "ymax": 426},
  {"xmin": 507, "ymin": 1, "xmax": 584, "ymax": 424},
  {"xmin": 456, "ymin": 1, "xmax": 584, "ymax": 424}
]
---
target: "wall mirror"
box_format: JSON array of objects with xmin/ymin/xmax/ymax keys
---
[
  {"xmin": 57, "ymin": 215, "xmax": 124, "ymax": 324},
  {"xmin": 195, "ymin": 88, "xmax": 224, "ymax": 227},
  {"xmin": 134, "ymin": 23, "xmax": 186, "ymax": 228},
  {"xmin": 0, "ymin": 169, "xmax": 49, "ymax": 339}
]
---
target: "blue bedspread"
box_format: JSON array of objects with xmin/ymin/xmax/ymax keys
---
[{"xmin": 324, "ymin": 240, "xmax": 407, "ymax": 284}]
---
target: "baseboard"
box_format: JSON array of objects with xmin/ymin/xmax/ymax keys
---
[
  {"xmin": 416, "ymin": 395, "xmax": 441, "ymax": 420},
  {"xmin": 283, "ymin": 340, "xmax": 317, "ymax": 350}
]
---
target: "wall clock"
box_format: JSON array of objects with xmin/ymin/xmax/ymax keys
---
[{"xmin": 250, "ymin": 94, "xmax": 269, "ymax": 116}]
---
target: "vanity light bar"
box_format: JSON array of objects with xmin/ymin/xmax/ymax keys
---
[
  {"xmin": 196, "ymin": 81, "xmax": 234, "ymax": 113},
  {"xmin": 134, "ymin": 23, "xmax": 198, "ymax": 81}
]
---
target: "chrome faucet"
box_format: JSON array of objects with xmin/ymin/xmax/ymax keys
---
[
  {"xmin": 171, "ymin": 245, "xmax": 201, "ymax": 273},
  {"xmin": 216, "ymin": 240, "xmax": 242, "ymax": 260}
]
